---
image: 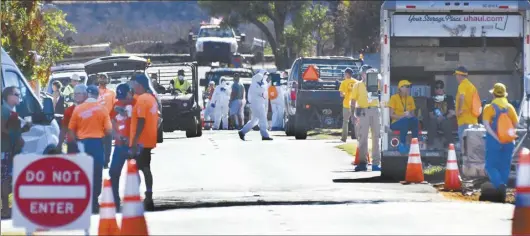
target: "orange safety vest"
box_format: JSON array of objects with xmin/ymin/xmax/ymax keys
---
[{"xmin": 268, "ymin": 86, "xmax": 278, "ymax": 100}]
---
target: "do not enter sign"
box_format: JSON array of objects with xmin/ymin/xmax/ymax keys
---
[{"xmin": 12, "ymin": 154, "xmax": 93, "ymax": 231}]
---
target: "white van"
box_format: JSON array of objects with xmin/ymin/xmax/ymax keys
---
[
  {"xmin": 45, "ymin": 64, "xmax": 87, "ymax": 94},
  {"xmin": 1, "ymin": 47, "xmax": 60, "ymax": 154}
]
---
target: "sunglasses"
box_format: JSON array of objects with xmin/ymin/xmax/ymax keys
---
[
  {"xmin": 435, "ymin": 86, "xmax": 444, "ymax": 89},
  {"xmin": 402, "ymin": 85, "xmax": 410, "ymax": 88}
]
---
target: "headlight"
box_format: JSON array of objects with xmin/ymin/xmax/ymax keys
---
[
  {"xmin": 231, "ymin": 42, "xmax": 237, "ymax": 53},
  {"xmin": 196, "ymin": 42, "xmax": 203, "ymax": 52}
]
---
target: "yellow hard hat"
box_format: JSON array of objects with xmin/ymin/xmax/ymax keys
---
[
  {"xmin": 490, "ymin": 83, "xmax": 507, "ymax": 97},
  {"xmin": 398, "ymin": 80, "xmax": 411, "ymax": 88}
]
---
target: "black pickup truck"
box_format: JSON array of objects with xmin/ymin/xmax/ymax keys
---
[{"xmin": 283, "ymin": 57, "xmax": 364, "ymax": 139}]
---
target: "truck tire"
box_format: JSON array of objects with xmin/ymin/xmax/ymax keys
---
[
  {"xmin": 294, "ymin": 116, "xmax": 307, "ymax": 140},
  {"xmin": 285, "ymin": 115, "xmax": 295, "ymax": 136},
  {"xmin": 186, "ymin": 117, "xmax": 199, "ymax": 138},
  {"xmin": 157, "ymin": 126, "xmax": 164, "ymax": 143},
  {"xmin": 196, "ymin": 116, "xmax": 203, "ymax": 137}
]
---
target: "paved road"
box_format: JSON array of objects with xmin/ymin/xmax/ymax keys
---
[
  {"xmin": 1, "ymin": 131, "xmax": 516, "ymax": 234},
  {"xmin": 1, "ymin": 131, "xmax": 515, "ymax": 234}
]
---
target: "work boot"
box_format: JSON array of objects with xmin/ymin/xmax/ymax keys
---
[
  {"xmin": 238, "ymin": 131, "xmax": 245, "ymax": 141},
  {"xmin": 354, "ymin": 164, "xmax": 368, "ymax": 172},
  {"xmin": 144, "ymin": 191, "xmax": 155, "ymax": 211},
  {"xmin": 262, "ymin": 136, "xmax": 273, "ymax": 141}
]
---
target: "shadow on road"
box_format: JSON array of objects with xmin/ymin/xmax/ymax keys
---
[
  {"xmin": 332, "ymin": 176, "xmax": 398, "ymax": 184},
  {"xmin": 152, "ymin": 199, "xmax": 387, "ymax": 212}
]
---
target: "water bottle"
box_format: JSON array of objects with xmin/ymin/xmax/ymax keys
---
[{"xmin": 434, "ymin": 108, "xmax": 442, "ymax": 117}]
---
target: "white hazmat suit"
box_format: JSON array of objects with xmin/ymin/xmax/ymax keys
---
[
  {"xmin": 270, "ymin": 82, "xmax": 285, "ymax": 130},
  {"xmin": 211, "ymin": 78, "xmax": 231, "ymax": 130},
  {"xmin": 239, "ymin": 70, "xmax": 271, "ymax": 140}
]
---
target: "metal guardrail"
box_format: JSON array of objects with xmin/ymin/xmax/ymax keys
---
[{"xmin": 112, "ymin": 53, "xmax": 275, "ymax": 64}]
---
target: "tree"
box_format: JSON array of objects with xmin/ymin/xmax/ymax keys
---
[
  {"xmin": 1, "ymin": 1, "xmax": 75, "ymax": 85},
  {"xmin": 198, "ymin": 1, "xmax": 307, "ymax": 70},
  {"xmin": 346, "ymin": 1, "xmax": 382, "ymax": 53}
]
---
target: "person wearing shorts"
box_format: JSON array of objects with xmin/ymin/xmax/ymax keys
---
[
  {"xmin": 129, "ymin": 74, "xmax": 159, "ymax": 211},
  {"xmin": 230, "ymin": 74, "xmax": 245, "ymax": 129}
]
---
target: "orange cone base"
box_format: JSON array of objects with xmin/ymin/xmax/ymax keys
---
[
  {"xmin": 121, "ymin": 216, "xmax": 149, "ymax": 236},
  {"xmin": 99, "ymin": 219, "xmax": 120, "ymax": 236},
  {"xmin": 512, "ymin": 208, "xmax": 530, "ymax": 236},
  {"xmin": 444, "ymin": 171, "xmax": 462, "ymax": 191},
  {"xmin": 402, "ymin": 164, "xmax": 425, "ymax": 184},
  {"xmin": 353, "ymin": 147, "xmax": 371, "ymax": 165}
]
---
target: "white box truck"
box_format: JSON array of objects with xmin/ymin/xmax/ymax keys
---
[{"xmin": 379, "ymin": 1, "xmax": 530, "ymax": 180}]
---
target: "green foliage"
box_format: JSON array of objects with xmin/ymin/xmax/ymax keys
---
[
  {"xmin": 1, "ymin": 1, "xmax": 76, "ymax": 85},
  {"xmin": 285, "ymin": 3, "xmax": 333, "ymax": 57}
]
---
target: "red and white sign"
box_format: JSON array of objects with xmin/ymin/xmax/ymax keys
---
[{"xmin": 12, "ymin": 154, "xmax": 93, "ymax": 231}]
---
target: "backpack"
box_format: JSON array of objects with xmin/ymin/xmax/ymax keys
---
[
  {"xmin": 268, "ymin": 86, "xmax": 278, "ymax": 100},
  {"xmin": 492, "ymin": 104, "xmax": 517, "ymax": 143},
  {"xmin": 471, "ymin": 90, "xmax": 482, "ymax": 117}
]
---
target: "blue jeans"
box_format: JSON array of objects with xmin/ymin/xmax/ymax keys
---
[
  {"xmin": 79, "ymin": 138, "xmax": 104, "ymax": 211},
  {"xmin": 109, "ymin": 145, "xmax": 129, "ymax": 209},
  {"xmin": 484, "ymin": 135, "xmax": 514, "ymax": 189},
  {"xmin": 390, "ymin": 117, "xmax": 419, "ymax": 145}
]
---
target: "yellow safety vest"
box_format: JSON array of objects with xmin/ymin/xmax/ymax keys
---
[{"xmin": 173, "ymin": 79, "xmax": 191, "ymax": 93}]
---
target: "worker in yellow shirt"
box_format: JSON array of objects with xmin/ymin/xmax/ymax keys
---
[
  {"xmin": 351, "ymin": 66, "xmax": 381, "ymax": 171},
  {"xmin": 388, "ymin": 80, "xmax": 419, "ymax": 154},
  {"xmin": 482, "ymin": 83, "xmax": 518, "ymax": 200},
  {"xmin": 455, "ymin": 66, "xmax": 479, "ymax": 149},
  {"xmin": 339, "ymin": 68, "xmax": 357, "ymax": 142}
]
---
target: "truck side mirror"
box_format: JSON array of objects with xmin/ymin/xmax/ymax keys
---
[
  {"xmin": 240, "ymin": 33, "xmax": 246, "ymax": 42},
  {"xmin": 41, "ymin": 97, "xmax": 55, "ymax": 123},
  {"xmin": 199, "ymin": 78, "xmax": 207, "ymax": 87}
]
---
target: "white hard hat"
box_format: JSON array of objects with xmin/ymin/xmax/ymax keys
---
[{"xmin": 71, "ymin": 73, "xmax": 81, "ymax": 81}]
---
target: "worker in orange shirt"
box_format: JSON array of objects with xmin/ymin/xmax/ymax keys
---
[
  {"xmin": 129, "ymin": 74, "xmax": 159, "ymax": 211},
  {"xmin": 57, "ymin": 84, "xmax": 88, "ymax": 153},
  {"xmin": 68, "ymin": 85, "xmax": 112, "ymax": 213},
  {"xmin": 97, "ymin": 74, "xmax": 116, "ymax": 169}
]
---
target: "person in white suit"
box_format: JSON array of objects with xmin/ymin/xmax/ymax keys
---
[
  {"xmin": 203, "ymin": 81, "xmax": 216, "ymax": 129},
  {"xmin": 238, "ymin": 70, "xmax": 273, "ymax": 140},
  {"xmin": 211, "ymin": 77, "xmax": 231, "ymax": 130}
]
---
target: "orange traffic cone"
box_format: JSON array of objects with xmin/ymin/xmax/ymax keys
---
[
  {"xmin": 352, "ymin": 146, "xmax": 371, "ymax": 165},
  {"xmin": 400, "ymin": 138, "xmax": 426, "ymax": 184},
  {"xmin": 512, "ymin": 148, "xmax": 530, "ymax": 236},
  {"xmin": 444, "ymin": 144, "xmax": 462, "ymax": 191},
  {"xmin": 99, "ymin": 178, "xmax": 120, "ymax": 236},
  {"xmin": 120, "ymin": 160, "xmax": 149, "ymax": 236}
]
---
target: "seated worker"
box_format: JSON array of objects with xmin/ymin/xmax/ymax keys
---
[
  {"xmin": 482, "ymin": 83, "xmax": 518, "ymax": 200},
  {"xmin": 426, "ymin": 80, "xmax": 456, "ymax": 149},
  {"xmin": 388, "ymin": 80, "xmax": 420, "ymax": 154},
  {"xmin": 150, "ymin": 73, "xmax": 166, "ymax": 94},
  {"xmin": 173, "ymin": 69, "xmax": 192, "ymax": 94}
]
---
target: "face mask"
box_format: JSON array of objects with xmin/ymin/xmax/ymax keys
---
[
  {"xmin": 179, "ymin": 76, "xmax": 184, "ymax": 80},
  {"xmin": 433, "ymin": 95, "xmax": 446, "ymax": 102}
]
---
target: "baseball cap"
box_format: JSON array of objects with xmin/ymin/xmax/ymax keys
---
[
  {"xmin": 398, "ymin": 80, "xmax": 412, "ymax": 88},
  {"xmin": 131, "ymin": 74, "xmax": 150, "ymax": 90},
  {"xmin": 178, "ymin": 69, "xmax": 185, "ymax": 76},
  {"xmin": 454, "ymin": 66, "xmax": 468, "ymax": 76},
  {"xmin": 490, "ymin": 83, "xmax": 507, "ymax": 97},
  {"xmin": 344, "ymin": 68, "xmax": 354, "ymax": 75},
  {"xmin": 86, "ymin": 85, "xmax": 99, "ymax": 97},
  {"xmin": 71, "ymin": 73, "xmax": 81, "ymax": 81},
  {"xmin": 116, "ymin": 83, "xmax": 131, "ymax": 100},
  {"xmin": 73, "ymin": 84, "xmax": 88, "ymax": 94}
]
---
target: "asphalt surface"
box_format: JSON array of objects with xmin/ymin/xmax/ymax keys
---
[{"xmin": 0, "ymin": 64, "xmax": 517, "ymax": 234}]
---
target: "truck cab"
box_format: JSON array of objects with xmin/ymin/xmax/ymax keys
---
[
  {"xmin": 379, "ymin": 0, "xmax": 530, "ymax": 180},
  {"xmin": 189, "ymin": 22, "xmax": 246, "ymax": 66},
  {"xmin": 1, "ymin": 47, "xmax": 60, "ymax": 154}
]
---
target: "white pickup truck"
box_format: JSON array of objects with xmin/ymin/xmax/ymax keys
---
[{"xmin": 378, "ymin": 0, "xmax": 530, "ymax": 180}]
